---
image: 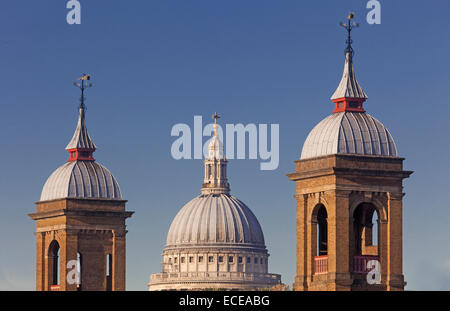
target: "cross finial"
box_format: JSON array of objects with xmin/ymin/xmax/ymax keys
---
[
  {"xmin": 212, "ymin": 112, "xmax": 220, "ymax": 124},
  {"xmin": 212, "ymin": 112, "xmax": 221, "ymax": 137},
  {"xmin": 339, "ymin": 13, "xmax": 359, "ymax": 55},
  {"xmin": 73, "ymin": 74, "xmax": 93, "ymax": 109}
]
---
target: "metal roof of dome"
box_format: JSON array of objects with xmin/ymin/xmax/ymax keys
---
[
  {"xmin": 166, "ymin": 194, "xmax": 265, "ymax": 249},
  {"xmin": 40, "ymin": 161, "xmax": 122, "ymax": 201},
  {"xmin": 300, "ymin": 112, "xmax": 397, "ymax": 160}
]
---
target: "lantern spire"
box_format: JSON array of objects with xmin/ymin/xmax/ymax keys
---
[
  {"xmin": 331, "ymin": 13, "xmax": 368, "ymax": 113},
  {"xmin": 66, "ymin": 74, "xmax": 96, "ymax": 161},
  {"xmin": 202, "ymin": 112, "xmax": 229, "ymax": 195}
]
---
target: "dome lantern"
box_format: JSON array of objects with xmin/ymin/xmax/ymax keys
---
[{"xmin": 201, "ymin": 112, "xmax": 230, "ymax": 195}]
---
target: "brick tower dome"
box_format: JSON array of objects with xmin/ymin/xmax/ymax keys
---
[
  {"xmin": 288, "ymin": 14, "xmax": 412, "ymax": 291},
  {"xmin": 29, "ymin": 75, "xmax": 133, "ymax": 291}
]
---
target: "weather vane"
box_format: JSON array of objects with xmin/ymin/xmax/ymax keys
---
[
  {"xmin": 73, "ymin": 73, "xmax": 93, "ymax": 109},
  {"xmin": 339, "ymin": 12, "xmax": 359, "ymax": 55}
]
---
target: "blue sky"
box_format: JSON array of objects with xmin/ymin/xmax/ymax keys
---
[{"xmin": 0, "ymin": 0, "xmax": 449, "ymax": 290}]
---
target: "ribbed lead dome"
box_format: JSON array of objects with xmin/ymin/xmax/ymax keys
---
[
  {"xmin": 166, "ymin": 194, "xmax": 265, "ymax": 249},
  {"xmin": 301, "ymin": 111, "xmax": 397, "ymax": 159},
  {"xmin": 40, "ymin": 161, "xmax": 122, "ymax": 201}
]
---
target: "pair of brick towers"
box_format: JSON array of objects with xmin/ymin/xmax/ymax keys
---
[{"xmin": 29, "ymin": 15, "xmax": 412, "ymax": 291}]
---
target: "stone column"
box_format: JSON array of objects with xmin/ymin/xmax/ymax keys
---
[
  {"xmin": 113, "ymin": 232, "xmax": 126, "ymax": 291},
  {"xmin": 293, "ymin": 194, "xmax": 307, "ymax": 291},
  {"xmin": 386, "ymin": 192, "xmax": 405, "ymax": 290},
  {"xmin": 331, "ymin": 190, "xmax": 352, "ymax": 291},
  {"xmin": 63, "ymin": 231, "xmax": 79, "ymax": 291},
  {"xmin": 35, "ymin": 232, "xmax": 45, "ymax": 291}
]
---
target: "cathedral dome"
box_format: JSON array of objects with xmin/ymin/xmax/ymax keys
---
[
  {"xmin": 166, "ymin": 194, "xmax": 265, "ymax": 249},
  {"xmin": 149, "ymin": 113, "xmax": 281, "ymax": 291},
  {"xmin": 300, "ymin": 111, "xmax": 397, "ymax": 160},
  {"xmin": 40, "ymin": 161, "xmax": 122, "ymax": 201}
]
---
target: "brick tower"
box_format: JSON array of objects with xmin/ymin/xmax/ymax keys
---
[
  {"xmin": 287, "ymin": 15, "xmax": 412, "ymax": 291},
  {"xmin": 29, "ymin": 75, "xmax": 133, "ymax": 291}
]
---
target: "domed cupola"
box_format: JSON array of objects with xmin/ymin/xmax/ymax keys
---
[
  {"xmin": 288, "ymin": 14, "xmax": 413, "ymax": 292},
  {"xmin": 300, "ymin": 15, "xmax": 397, "ymax": 160},
  {"xmin": 30, "ymin": 74, "xmax": 133, "ymax": 292},
  {"xmin": 40, "ymin": 75, "xmax": 122, "ymax": 201},
  {"xmin": 149, "ymin": 113, "xmax": 281, "ymax": 291}
]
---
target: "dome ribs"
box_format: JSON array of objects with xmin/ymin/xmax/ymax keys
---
[
  {"xmin": 301, "ymin": 112, "xmax": 398, "ymax": 159},
  {"xmin": 40, "ymin": 162, "xmax": 122, "ymax": 201},
  {"xmin": 165, "ymin": 194, "xmax": 266, "ymax": 249}
]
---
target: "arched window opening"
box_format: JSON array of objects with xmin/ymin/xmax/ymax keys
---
[
  {"xmin": 353, "ymin": 203, "xmax": 379, "ymax": 256},
  {"xmin": 48, "ymin": 240, "xmax": 60, "ymax": 287},
  {"xmin": 313, "ymin": 205, "xmax": 328, "ymax": 275},
  {"xmin": 352, "ymin": 203, "xmax": 380, "ymax": 274},
  {"xmin": 316, "ymin": 205, "xmax": 328, "ymax": 256},
  {"xmin": 106, "ymin": 254, "xmax": 112, "ymax": 291}
]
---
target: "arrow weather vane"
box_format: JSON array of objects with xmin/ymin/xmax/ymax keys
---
[
  {"xmin": 339, "ymin": 12, "xmax": 359, "ymax": 56},
  {"xmin": 73, "ymin": 73, "xmax": 93, "ymax": 109}
]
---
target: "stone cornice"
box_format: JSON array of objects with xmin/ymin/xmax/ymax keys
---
[
  {"xmin": 293, "ymin": 153, "xmax": 406, "ymax": 163},
  {"xmin": 288, "ymin": 167, "xmax": 412, "ymax": 181},
  {"xmin": 149, "ymin": 272, "xmax": 281, "ymax": 286},
  {"xmin": 33, "ymin": 223, "xmax": 128, "ymax": 235},
  {"xmin": 35, "ymin": 197, "xmax": 128, "ymax": 205},
  {"xmin": 163, "ymin": 245, "xmax": 268, "ymax": 254},
  {"xmin": 28, "ymin": 209, "xmax": 134, "ymax": 220}
]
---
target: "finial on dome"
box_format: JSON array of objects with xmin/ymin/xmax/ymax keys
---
[
  {"xmin": 331, "ymin": 13, "xmax": 368, "ymax": 113},
  {"xmin": 73, "ymin": 74, "xmax": 92, "ymax": 109},
  {"xmin": 340, "ymin": 12, "xmax": 359, "ymax": 56},
  {"xmin": 66, "ymin": 74, "xmax": 96, "ymax": 162},
  {"xmin": 208, "ymin": 112, "xmax": 224, "ymax": 160},
  {"xmin": 213, "ymin": 112, "xmax": 220, "ymax": 124},
  {"xmin": 212, "ymin": 112, "xmax": 220, "ymax": 137}
]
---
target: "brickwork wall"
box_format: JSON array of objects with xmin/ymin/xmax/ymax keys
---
[
  {"xmin": 288, "ymin": 154, "xmax": 412, "ymax": 291},
  {"xmin": 29, "ymin": 198, "xmax": 132, "ymax": 291}
]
